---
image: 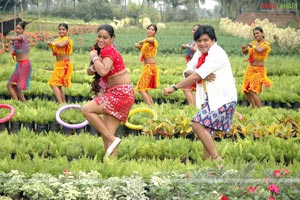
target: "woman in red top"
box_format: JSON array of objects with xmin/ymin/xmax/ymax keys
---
[{"xmin": 82, "ymin": 24, "xmax": 135, "ymax": 159}]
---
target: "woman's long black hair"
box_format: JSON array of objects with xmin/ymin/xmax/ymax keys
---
[{"xmin": 90, "ymin": 43, "xmax": 101, "ymax": 95}]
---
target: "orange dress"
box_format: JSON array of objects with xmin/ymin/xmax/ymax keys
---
[
  {"xmin": 137, "ymin": 37, "xmax": 159, "ymax": 92},
  {"xmin": 242, "ymin": 40, "xmax": 272, "ymax": 94},
  {"xmin": 48, "ymin": 36, "xmax": 74, "ymax": 88}
]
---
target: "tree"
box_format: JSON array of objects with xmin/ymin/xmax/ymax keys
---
[{"xmin": 165, "ymin": 0, "xmax": 188, "ymax": 9}]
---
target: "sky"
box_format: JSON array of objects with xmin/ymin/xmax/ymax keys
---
[{"xmin": 199, "ymin": 0, "xmax": 218, "ymax": 10}]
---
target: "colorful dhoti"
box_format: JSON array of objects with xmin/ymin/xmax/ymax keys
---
[{"xmin": 192, "ymin": 98, "xmax": 236, "ymax": 135}]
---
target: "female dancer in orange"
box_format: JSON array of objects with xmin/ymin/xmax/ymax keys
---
[
  {"xmin": 135, "ymin": 24, "xmax": 159, "ymax": 105},
  {"xmin": 241, "ymin": 26, "xmax": 271, "ymax": 108},
  {"xmin": 7, "ymin": 21, "xmax": 32, "ymax": 102},
  {"xmin": 47, "ymin": 23, "xmax": 73, "ymax": 104}
]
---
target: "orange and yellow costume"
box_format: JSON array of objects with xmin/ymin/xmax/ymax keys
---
[
  {"xmin": 242, "ymin": 40, "xmax": 272, "ymax": 94},
  {"xmin": 48, "ymin": 36, "xmax": 73, "ymax": 88},
  {"xmin": 137, "ymin": 37, "xmax": 159, "ymax": 92}
]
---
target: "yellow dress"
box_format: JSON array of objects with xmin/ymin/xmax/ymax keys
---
[
  {"xmin": 242, "ymin": 40, "xmax": 272, "ymax": 94},
  {"xmin": 48, "ymin": 36, "xmax": 74, "ymax": 88},
  {"xmin": 137, "ymin": 37, "xmax": 159, "ymax": 92}
]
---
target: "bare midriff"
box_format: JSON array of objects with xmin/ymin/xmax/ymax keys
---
[
  {"xmin": 107, "ymin": 69, "xmax": 132, "ymax": 87},
  {"xmin": 144, "ymin": 57, "xmax": 155, "ymax": 64},
  {"xmin": 16, "ymin": 53, "xmax": 29, "ymax": 61},
  {"xmin": 250, "ymin": 60, "xmax": 264, "ymax": 67},
  {"xmin": 56, "ymin": 54, "xmax": 70, "ymax": 61}
]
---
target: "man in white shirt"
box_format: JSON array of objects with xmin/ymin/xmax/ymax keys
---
[{"xmin": 164, "ymin": 25, "xmax": 237, "ymax": 163}]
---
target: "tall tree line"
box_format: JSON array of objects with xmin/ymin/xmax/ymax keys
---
[{"xmin": 1, "ymin": 0, "xmax": 299, "ymax": 22}]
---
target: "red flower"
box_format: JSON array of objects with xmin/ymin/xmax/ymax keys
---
[
  {"xmin": 185, "ymin": 172, "xmax": 191, "ymax": 178},
  {"xmin": 248, "ymin": 185, "xmax": 258, "ymax": 192},
  {"xmin": 220, "ymin": 195, "xmax": 228, "ymax": 200},
  {"xmin": 273, "ymin": 169, "xmax": 281, "ymax": 177},
  {"xmin": 268, "ymin": 184, "xmax": 280, "ymax": 194},
  {"xmin": 268, "ymin": 195, "xmax": 276, "ymax": 200},
  {"xmin": 282, "ymin": 168, "xmax": 290, "ymax": 176}
]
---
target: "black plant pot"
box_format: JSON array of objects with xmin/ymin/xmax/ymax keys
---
[
  {"xmin": 127, "ymin": 128, "xmax": 142, "ymax": 136},
  {"xmin": 134, "ymin": 99, "xmax": 142, "ymax": 104},
  {"xmin": 155, "ymin": 133, "xmax": 165, "ymax": 140},
  {"xmin": 22, "ymin": 122, "xmax": 34, "ymax": 131},
  {"xmin": 41, "ymin": 94, "xmax": 48, "ymax": 100},
  {"xmin": 155, "ymin": 98, "xmax": 164, "ymax": 105},
  {"xmin": 115, "ymin": 124, "xmax": 127, "ymax": 137},
  {"xmin": 280, "ymin": 102, "xmax": 290, "ymax": 109},
  {"xmin": 75, "ymin": 126, "xmax": 86, "ymax": 134},
  {"xmin": 0, "ymin": 122, "xmax": 8, "ymax": 132},
  {"xmin": 291, "ymin": 102, "xmax": 300, "ymax": 109},
  {"xmin": 240, "ymin": 100, "xmax": 249, "ymax": 107},
  {"xmin": 185, "ymin": 131, "xmax": 195, "ymax": 141},
  {"xmin": 48, "ymin": 95, "xmax": 56, "ymax": 102},
  {"xmin": 173, "ymin": 133, "xmax": 181, "ymax": 138},
  {"xmin": 9, "ymin": 121, "xmax": 21, "ymax": 134},
  {"xmin": 81, "ymin": 96, "xmax": 91, "ymax": 102},
  {"xmin": 0, "ymin": 94, "xmax": 7, "ymax": 100},
  {"xmin": 265, "ymin": 101, "xmax": 273, "ymax": 107},
  {"xmin": 86, "ymin": 124, "xmax": 99, "ymax": 136},
  {"xmin": 272, "ymin": 102, "xmax": 281, "ymax": 108},
  {"xmin": 73, "ymin": 96, "xmax": 81, "ymax": 103},
  {"xmin": 61, "ymin": 126, "xmax": 74, "ymax": 135},
  {"xmin": 26, "ymin": 94, "xmax": 36, "ymax": 100},
  {"xmin": 48, "ymin": 121, "xmax": 61, "ymax": 132},
  {"xmin": 35, "ymin": 123, "xmax": 49, "ymax": 134},
  {"xmin": 66, "ymin": 95, "xmax": 73, "ymax": 103}
]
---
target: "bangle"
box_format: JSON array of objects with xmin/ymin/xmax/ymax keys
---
[
  {"xmin": 90, "ymin": 54, "xmax": 99, "ymax": 62},
  {"xmin": 92, "ymin": 56, "xmax": 100, "ymax": 63},
  {"xmin": 172, "ymin": 84, "xmax": 178, "ymax": 91},
  {"xmin": 89, "ymin": 65, "xmax": 96, "ymax": 72}
]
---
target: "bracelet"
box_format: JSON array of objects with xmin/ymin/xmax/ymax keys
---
[
  {"xmin": 90, "ymin": 54, "xmax": 99, "ymax": 62},
  {"xmin": 89, "ymin": 65, "xmax": 96, "ymax": 72},
  {"xmin": 172, "ymin": 84, "xmax": 178, "ymax": 91},
  {"xmin": 92, "ymin": 56, "xmax": 100, "ymax": 63}
]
